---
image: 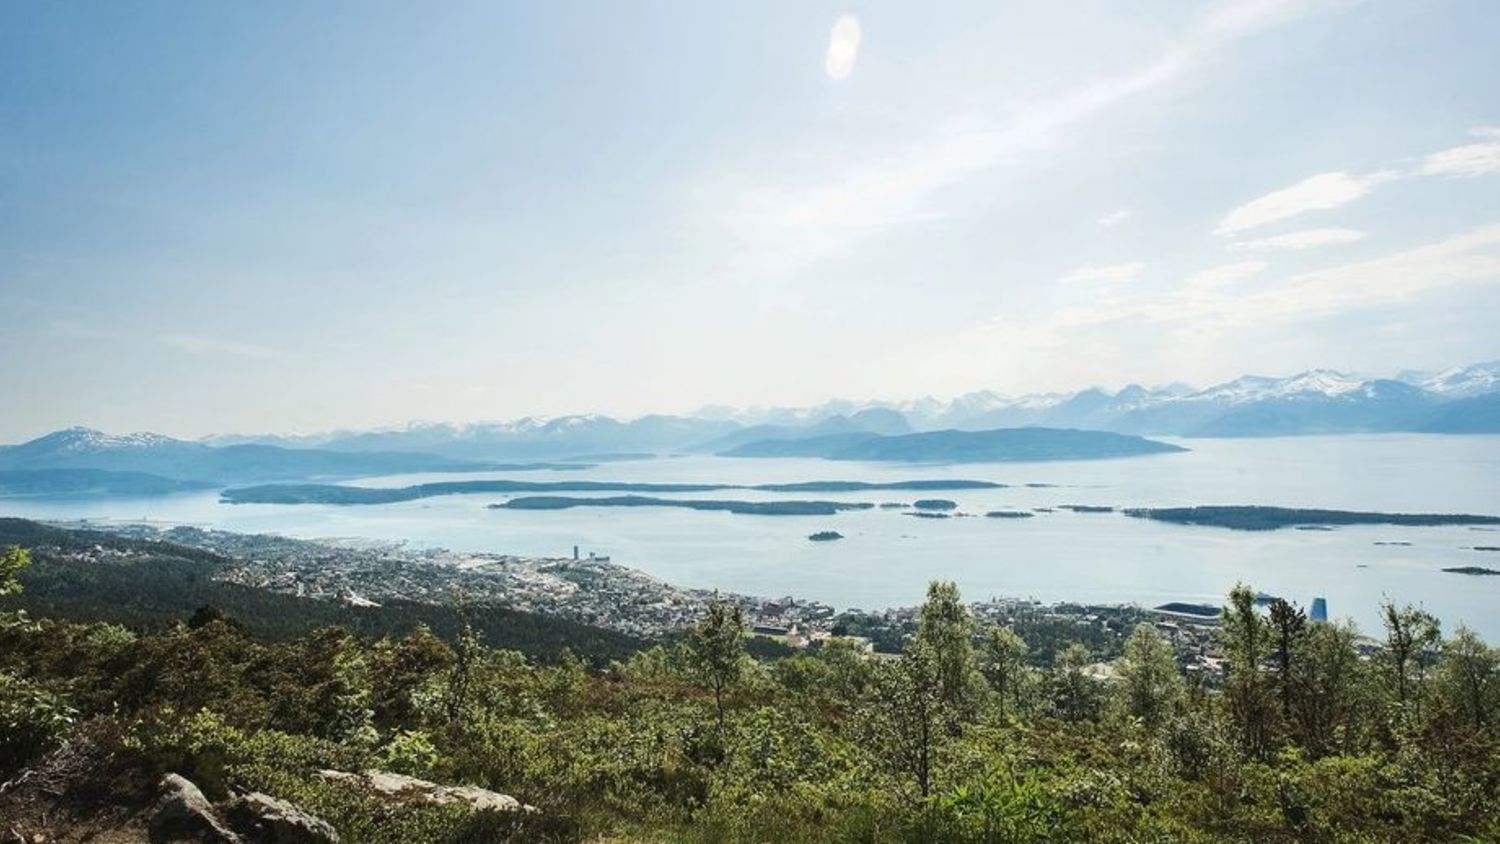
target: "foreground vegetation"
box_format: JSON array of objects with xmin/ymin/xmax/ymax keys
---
[{"xmin": 3, "ymin": 540, "xmax": 1499, "ymax": 843}]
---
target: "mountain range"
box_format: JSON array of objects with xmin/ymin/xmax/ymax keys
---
[
  {"xmin": 3, "ymin": 362, "xmax": 1496, "ymax": 493},
  {"xmin": 0, "ymin": 427, "xmax": 520, "ymax": 492},
  {"xmin": 213, "ymin": 360, "xmax": 1500, "ymax": 454}
]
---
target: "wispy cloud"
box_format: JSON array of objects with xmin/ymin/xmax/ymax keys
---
[
  {"xmin": 1233, "ymin": 223, "xmax": 1500, "ymax": 322},
  {"xmin": 1232, "ymin": 227, "xmax": 1366, "ymax": 250},
  {"xmin": 1218, "ymin": 127, "xmax": 1500, "ymax": 237},
  {"xmin": 1060, "ymin": 262, "xmax": 1145, "ymax": 285},
  {"xmin": 1097, "ymin": 208, "xmax": 1132, "ymax": 227},
  {"xmin": 709, "ymin": 0, "xmax": 1331, "ymax": 275},
  {"xmin": 1419, "ymin": 126, "xmax": 1500, "ymax": 177},
  {"xmin": 936, "ymin": 222, "xmax": 1500, "ymax": 377},
  {"xmin": 159, "ymin": 334, "xmax": 290, "ymax": 361},
  {"xmin": 1216, "ymin": 171, "xmax": 1396, "ymax": 235},
  {"xmin": 824, "ymin": 15, "xmax": 862, "ymax": 82}
]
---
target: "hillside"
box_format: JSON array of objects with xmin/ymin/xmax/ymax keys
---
[
  {"xmin": 0, "ymin": 468, "xmax": 215, "ymax": 497},
  {"xmin": 0, "ymin": 518, "xmax": 643, "ymax": 662}
]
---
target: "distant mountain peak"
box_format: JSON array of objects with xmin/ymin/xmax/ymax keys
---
[
  {"xmin": 1415, "ymin": 360, "xmax": 1500, "ymax": 398},
  {"xmin": 19, "ymin": 427, "xmax": 181, "ymax": 454}
]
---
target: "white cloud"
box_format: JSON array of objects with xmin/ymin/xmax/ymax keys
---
[
  {"xmin": 1097, "ymin": 208, "xmax": 1132, "ymax": 227},
  {"xmin": 1419, "ymin": 127, "xmax": 1500, "ymax": 177},
  {"xmin": 1232, "ymin": 227, "xmax": 1366, "ymax": 250},
  {"xmin": 1216, "ymin": 128, "xmax": 1499, "ymax": 239},
  {"xmin": 1216, "ymin": 170, "xmax": 1397, "ymax": 235},
  {"xmin": 1060, "ymin": 262, "xmax": 1145, "ymax": 285},
  {"xmin": 825, "ymin": 15, "xmax": 862, "ymax": 81}
]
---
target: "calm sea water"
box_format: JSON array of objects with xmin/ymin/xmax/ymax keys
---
[{"xmin": 5, "ymin": 434, "xmax": 1499, "ymax": 639}]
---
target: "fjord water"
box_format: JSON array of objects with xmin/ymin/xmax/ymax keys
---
[{"xmin": 5, "ymin": 434, "xmax": 1499, "ymax": 639}]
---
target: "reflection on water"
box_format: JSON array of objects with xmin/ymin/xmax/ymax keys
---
[{"xmin": 4, "ymin": 434, "xmax": 1499, "ymax": 638}]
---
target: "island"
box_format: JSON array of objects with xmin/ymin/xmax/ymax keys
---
[
  {"xmin": 807, "ymin": 531, "xmax": 844, "ymax": 542},
  {"xmin": 1125, "ymin": 505, "xmax": 1500, "ymax": 531},
  {"xmin": 912, "ymin": 499, "xmax": 958, "ymax": 511},
  {"xmin": 721, "ymin": 426, "xmax": 1188, "ymax": 463},
  {"xmin": 222, "ymin": 478, "xmax": 1004, "ymax": 505},
  {"xmin": 985, "ymin": 510, "xmax": 1035, "ymax": 519},
  {"xmin": 1442, "ymin": 566, "xmax": 1500, "ymax": 576},
  {"xmin": 1154, "ymin": 602, "xmax": 1221, "ymax": 618},
  {"xmin": 489, "ymin": 496, "xmax": 876, "ymax": 516},
  {"xmin": 905, "ymin": 511, "xmax": 951, "ymax": 519}
]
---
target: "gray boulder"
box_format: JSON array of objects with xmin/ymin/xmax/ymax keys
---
[
  {"xmin": 224, "ymin": 792, "xmax": 340, "ymax": 843},
  {"xmin": 148, "ymin": 773, "xmax": 241, "ymax": 844},
  {"xmin": 317, "ymin": 769, "xmax": 535, "ymax": 813}
]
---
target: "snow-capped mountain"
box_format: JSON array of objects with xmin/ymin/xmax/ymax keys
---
[
  {"xmin": 1407, "ymin": 361, "xmax": 1500, "ymax": 398},
  {"xmin": 1187, "ymin": 369, "xmax": 1368, "ymax": 403},
  {"xmin": 22, "ymin": 362, "xmax": 1494, "ymax": 476},
  {"xmin": 14, "ymin": 426, "xmax": 183, "ymax": 455}
]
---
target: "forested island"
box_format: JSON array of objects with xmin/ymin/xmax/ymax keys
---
[
  {"xmin": 1125, "ymin": 505, "xmax": 1500, "ymax": 531},
  {"xmin": 492, "ymin": 496, "xmax": 877, "ymax": 516},
  {"xmin": 223, "ymin": 478, "xmax": 1003, "ymax": 505},
  {"xmin": 911, "ymin": 499, "xmax": 958, "ymax": 511}
]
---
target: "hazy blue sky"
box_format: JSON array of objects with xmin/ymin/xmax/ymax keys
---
[{"xmin": 3, "ymin": 0, "xmax": 1498, "ymax": 439}]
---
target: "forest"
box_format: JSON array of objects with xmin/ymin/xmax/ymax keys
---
[{"xmin": 3, "ymin": 539, "xmax": 1500, "ymax": 843}]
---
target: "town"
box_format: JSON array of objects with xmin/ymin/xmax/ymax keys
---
[{"xmin": 48, "ymin": 520, "xmax": 1247, "ymax": 677}]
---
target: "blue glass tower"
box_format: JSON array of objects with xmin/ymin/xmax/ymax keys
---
[{"xmin": 1310, "ymin": 597, "xmax": 1328, "ymax": 623}]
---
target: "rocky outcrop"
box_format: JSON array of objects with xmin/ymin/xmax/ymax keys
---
[
  {"xmin": 224, "ymin": 792, "xmax": 340, "ymax": 843},
  {"xmin": 148, "ymin": 774, "xmax": 241, "ymax": 844},
  {"xmin": 317, "ymin": 769, "xmax": 535, "ymax": 813}
]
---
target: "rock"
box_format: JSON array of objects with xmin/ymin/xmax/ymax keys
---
[
  {"xmin": 316, "ymin": 769, "xmax": 535, "ymax": 813},
  {"xmin": 224, "ymin": 792, "xmax": 339, "ymax": 844},
  {"xmin": 148, "ymin": 774, "xmax": 241, "ymax": 844}
]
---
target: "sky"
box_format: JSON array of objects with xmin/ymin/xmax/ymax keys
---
[{"xmin": 2, "ymin": 0, "xmax": 1498, "ymax": 440}]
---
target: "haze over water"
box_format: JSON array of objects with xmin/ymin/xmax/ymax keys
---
[{"xmin": 6, "ymin": 433, "xmax": 1498, "ymax": 639}]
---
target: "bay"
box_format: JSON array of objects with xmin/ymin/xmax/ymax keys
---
[{"xmin": 4, "ymin": 433, "xmax": 1498, "ymax": 639}]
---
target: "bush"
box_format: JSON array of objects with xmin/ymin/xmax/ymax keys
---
[{"xmin": 0, "ymin": 669, "xmax": 75, "ymax": 775}]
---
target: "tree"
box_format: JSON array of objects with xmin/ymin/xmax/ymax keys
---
[
  {"xmin": 868, "ymin": 638, "xmax": 944, "ymax": 801},
  {"xmin": 1382, "ymin": 602, "xmax": 1441, "ymax": 713},
  {"xmin": 1222, "ymin": 583, "xmax": 1275, "ymax": 756},
  {"xmin": 1050, "ymin": 643, "xmax": 1101, "ymax": 722},
  {"xmin": 980, "ymin": 625, "xmax": 1029, "ymax": 720},
  {"xmin": 1435, "ymin": 625, "xmax": 1499, "ymax": 730},
  {"xmin": 1289, "ymin": 621, "xmax": 1366, "ymax": 756},
  {"xmin": 1117, "ymin": 623, "xmax": 1183, "ymax": 730},
  {"xmin": 445, "ymin": 596, "xmax": 483, "ymax": 724},
  {"xmin": 915, "ymin": 580, "xmax": 977, "ymax": 716},
  {"xmin": 0, "ymin": 545, "xmax": 30, "ymax": 596},
  {"xmin": 688, "ymin": 600, "xmax": 746, "ymax": 738},
  {"xmin": 1268, "ymin": 598, "xmax": 1307, "ymax": 718}
]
